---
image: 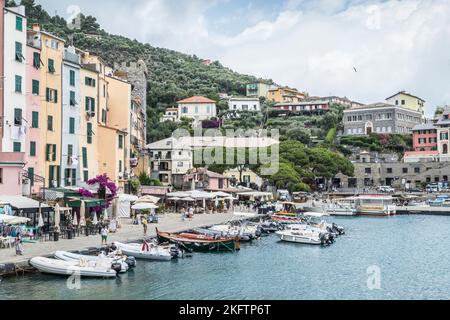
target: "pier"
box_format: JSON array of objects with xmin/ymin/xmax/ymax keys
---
[{"xmin": 0, "ymin": 212, "xmax": 259, "ymax": 276}]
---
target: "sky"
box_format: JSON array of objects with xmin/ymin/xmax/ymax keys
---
[{"xmin": 37, "ymin": 0, "xmax": 450, "ymax": 117}]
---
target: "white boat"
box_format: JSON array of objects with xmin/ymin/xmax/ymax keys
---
[
  {"xmin": 30, "ymin": 257, "xmax": 119, "ymax": 278},
  {"xmin": 303, "ymin": 198, "xmax": 356, "ymax": 216},
  {"xmin": 115, "ymin": 242, "xmax": 173, "ymax": 261},
  {"xmin": 353, "ymin": 195, "xmax": 396, "ymax": 216},
  {"xmin": 275, "ymin": 226, "xmax": 322, "ymax": 245},
  {"xmin": 54, "ymin": 251, "xmax": 132, "ymax": 273}
]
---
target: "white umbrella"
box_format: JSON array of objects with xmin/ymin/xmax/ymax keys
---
[
  {"xmin": 167, "ymin": 191, "xmax": 190, "ymax": 198},
  {"xmin": 213, "ymin": 191, "xmax": 231, "ymax": 198},
  {"xmin": 72, "ymin": 212, "xmax": 78, "ymax": 226},
  {"xmin": 183, "ymin": 197, "xmax": 195, "ymax": 202},
  {"xmin": 0, "ymin": 214, "xmax": 30, "ymax": 225},
  {"xmin": 102, "ymin": 209, "xmax": 108, "ymax": 222},
  {"xmin": 136, "ymin": 195, "xmax": 160, "ymax": 204},
  {"xmin": 79, "ymin": 200, "xmax": 86, "ymax": 226},
  {"xmin": 54, "ymin": 203, "xmax": 60, "ymax": 228},
  {"xmin": 37, "ymin": 205, "xmax": 44, "ymax": 227},
  {"xmin": 112, "ymin": 197, "xmax": 119, "ymax": 219},
  {"xmin": 92, "ymin": 211, "xmax": 98, "ymax": 225},
  {"xmin": 131, "ymin": 202, "xmax": 158, "ymax": 210},
  {"xmin": 168, "ymin": 197, "xmax": 181, "ymax": 201}
]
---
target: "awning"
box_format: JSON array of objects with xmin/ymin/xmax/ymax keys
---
[
  {"xmin": 66, "ymin": 197, "xmax": 106, "ymax": 208},
  {"xmin": 131, "ymin": 203, "xmax": 158, "ymax": 210},
  {"xmin": 0, "ymin": 196, "xmax": 52, "ymax": 213}
]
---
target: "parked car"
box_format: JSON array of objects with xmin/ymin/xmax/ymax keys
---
[
  {"xmin": 408, "ymin": 187, "xmax": 423, "ymax": 193},
  {"xmin": 378, "ymin": 186, "xmax": 395, "ymax": 193}
]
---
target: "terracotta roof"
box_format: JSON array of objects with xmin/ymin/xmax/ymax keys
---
[{"xmin": 177, "ymin": 96, "xmax": 216, "ymax": 104}]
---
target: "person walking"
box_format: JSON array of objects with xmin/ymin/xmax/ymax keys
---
[
  {"xmin": 188, "ymin": 206, "xmax": 194, "ymax": 221},
  {"xmin": 100, "ymin": 226, "xmax": 108, "ymax": 245},
  {"xmin": 142, "ymin": 216, "xmax": 148, "ymax": 236},
  {"xmin": 15, "ymin": 234, "xmax": 23, "ymax": 256}
]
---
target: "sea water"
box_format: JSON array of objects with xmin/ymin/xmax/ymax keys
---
[{"xmin": 1, "ymin": 215, "xmax": 450, "ymax": 300}]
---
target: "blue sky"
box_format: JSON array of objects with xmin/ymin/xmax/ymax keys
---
[{"xmin": 35, "ymin": 0, "xmax": 450, "ymax": 116}]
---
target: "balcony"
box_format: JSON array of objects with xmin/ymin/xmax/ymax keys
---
[{"xmin": 64, "ymin": 50, "xmax": 80, "ymax": 64}]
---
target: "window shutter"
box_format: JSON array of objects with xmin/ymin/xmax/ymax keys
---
[
  {"xmin": 46, "ymin": 88, "xmax": 50, "ymax": 102},
  {"xmin": 30, "ymin": 141, "xmax": 36, "ymax": 156},
  {"xmin": 52, "ymin": 144, "xmax": 57, "ymax": 161},
  {"xmin": 32, "ymin": 80, "xmax": 39, "ymax": 95},
  {"xmin": 54, "ymin": 90, "xmax": 58, "ymax": 103},
  {"xmin": 85, "ymin": 97, "xmax": 90, "ymax": 111},
  {"xmin": 91, "ymin": 98, "xmax": 95, "ymax": 112},
  {"xmin": 82, "ymin": 147, "xmax": 88, "ymax": 168},
  {"xmin": 32, "ymin": 111, "xmax": 39, "ymax": 128},
  {"xmin": 69, "ymin": 117, "xmax": 75, "ymax": 134},
  {"xmin": 87, "ymin": 123, "xmax": 92, "ymax": 144},
  {"xmin": 71, "ymin": 169, "xmax": 76, "ymax": 186},
  {"xmin": 46, "ymin": 144, "xmax": 51, "ymax": 161}
]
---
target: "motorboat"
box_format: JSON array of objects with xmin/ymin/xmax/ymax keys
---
[
  {"xmin": 302, "ymin": 212, "xmax": 345, "ymax": 236},
  {"xmin": 29, "ymin": 256, "xmax": 120, "ymax": 278},
  {"xmin": 259, "ymin": 221, "xmax": 281, "ymax": 233},
  {"xmin": 275, "ymin": 226, "xmax": 324, "ymax": 245},
  {"xmin": 115, "ymin": 241, "xmax": 173, "ymax": 261},
  {"xmin": 54, "ymin": 250, "xmax": 135, "ymax": 273},
  {"xmin": 209, "ymin": 223, "xmax": 260, "ymax": 241}
]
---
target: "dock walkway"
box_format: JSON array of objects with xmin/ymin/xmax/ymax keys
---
[{"xmin": 0, "ymin": 212, "xmax": 257, "ymax": 266}]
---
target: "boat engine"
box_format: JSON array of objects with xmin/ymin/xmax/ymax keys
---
[
  {"xmin": 125, "ymin": 256, "xmax": 137, "ymax": 268},
  {"xmin": 111, "ymin": 262, "xmax": 123, "ymax": 275},
  {"xmin": 332, "ymin": 223, "xmax": 345, "ymax": 235}
]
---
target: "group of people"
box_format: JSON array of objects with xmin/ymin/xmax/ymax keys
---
[{"xmin": 180, "ymin": 207, "xmax": 194, "ymax": 221}]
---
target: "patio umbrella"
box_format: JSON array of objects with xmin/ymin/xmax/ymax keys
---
[
  {"xmin": 168, "ymin": 197, "xmax": 180, "ymax": 201},
  {"xmin": 183, "ymin": 197, "xmax": 195, "ymax": 202},
  {"xmin": 92, "ymin": 211, "xmax": 98, "ymax": 225},
  {"xmin": 131, "ymin": 202, "xmax": 158, "ymax": 210},
  {"xmin": 72, "ymin": 212, "xmax": 78, "ymax": 226},
  {"xmin": 37, "ymin": 206, "xmax": 44, "ymax": 227},
  {"xmin": 112, "ymin": 197, "xmax": 119, "ymax": 219},
  {"xmin": 79, "ymin": 200, "xmax": 86, "ymax": 227},
  {"xmin": 0, "ymin": 214, "xmax": 30, "ymax": 225},
  {"xmin": 136, "ymin": 195, "xmax": 160, "ymax": 204},
  {"xmin": 54, "ymin": 203, "xmax": 60, "ymax": 228},
  {"xmin": 102, "ymin": 209, "xmax": 108, "ymax": 222}
]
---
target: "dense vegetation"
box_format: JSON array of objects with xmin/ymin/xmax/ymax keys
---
[
  {"xmin": 339, "ymin": 133, "xmax": 412, "ymax": 154},
  {"xmin": 14, "ymin": 0, "xmax": 273, "ymax": 142},
  {"xmin": 12, "ymin": 0, "xmax": 357, "ymax": 192}
]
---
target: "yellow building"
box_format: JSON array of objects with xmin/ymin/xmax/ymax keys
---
[
  {"xmin": 386, "ymin": 91, "xmax": 425, "ymax": 115},
  {"xmin": 267, "ymin": 87, "xmax": 306, "ymax": 104},
  {"xmin": 79, "ymin": 64, "xmax": 99, "ymax": 182},
  {"xmin": 102, "ymin": 75, "xmax": 131, "ymax": 190},
  {"xmin": 27, "ymin": 24, "xmax": 64, "ymax": 187},
  {"xmin": 223, "ymin": 167, "xmax": 263, "ymax": 188}
]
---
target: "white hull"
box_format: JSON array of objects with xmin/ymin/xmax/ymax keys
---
[
  {"xmin": 115, "ymin": 242, "xmax": 172, "ymax": 261},
  {"xmin": 30, "ymin": 257, "xmax": 117, "ymax": 278},
  {"xmin": 54, "ymin": 251, "xmax": 129, "ymax": 273},
  {"xmin": 303, "ymin": 206, "xmax": 356, "ymax": 216},
  {"xmin": 275, "ymin": 231, "xmax": 322, "ymax": 245}
]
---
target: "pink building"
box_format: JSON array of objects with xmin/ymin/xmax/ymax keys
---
[
  {"xmin": 0, "ymin": 152, "xmax": 25, "ymax": 195},
  {"xmin": 0, "ymin": 0, "xmax": 25, "ymax": 196},
  {"xmin": 24, "ymin": 43, "xmax": 43, "ymax": 194},
  {"xmin": 412, "ymin": 124, "xmax": 438, "ymax": 151},
  {"xmin": 183, "ymin": 168, "xmax": 229, "ymax": 191}
]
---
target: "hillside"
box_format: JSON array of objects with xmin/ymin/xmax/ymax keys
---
[{"xmin": 14, "ymin": 0, "xmax": 273, "ymax": 140}]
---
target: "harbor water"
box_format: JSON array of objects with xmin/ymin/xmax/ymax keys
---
[{"xmin": 1, "ymin": 215, "xmax": 450, "ymax": 300}]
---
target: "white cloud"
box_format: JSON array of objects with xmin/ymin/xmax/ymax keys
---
[{"xmin": 41, "ymin": 0, "xmax": 450, "ymax": 115}]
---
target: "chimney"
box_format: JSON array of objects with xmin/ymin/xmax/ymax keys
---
[{"xmin": 32, "ymin": 23, "xmax": 40, "ymax": 31}]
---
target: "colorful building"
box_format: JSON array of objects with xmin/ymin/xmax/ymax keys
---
[
  {"xmin": 246, "ymin": 82, "xmax": 272, "ymax": 98},
  {"xmin": 386, "ymin": 91, "xmax": 425, "ymax": 116},
  {"xmin": 79, "ymin": 62, "xmax": 99, "ymax": 183},
  {"xmin": 404, "ymin": 108, "xmax": 450, "ymax": 162},
  {"xmin": 61, "ymin": 46, "xmax": 81, "ymax": 187},
  {"xmin": 0, "ymin": 2, "xmax": 26, "ymax": 195},
  {"xmin": 177, "ymin": 96, "xmax": 217, "ymax": 127},
  {"xmin": 267, "ymin": 87, "xmax": 306, "ymax": 104},
  {"xmin": 273, "ymin": 99, "xmax": 330, "ymax": 114},
  {"xmin": 24, "ymin": 39, "xmax": 43, "ymax": 193},
  {"xmin": 27, "ymin": 24, "xmax": 65, "ymax": 188}
]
